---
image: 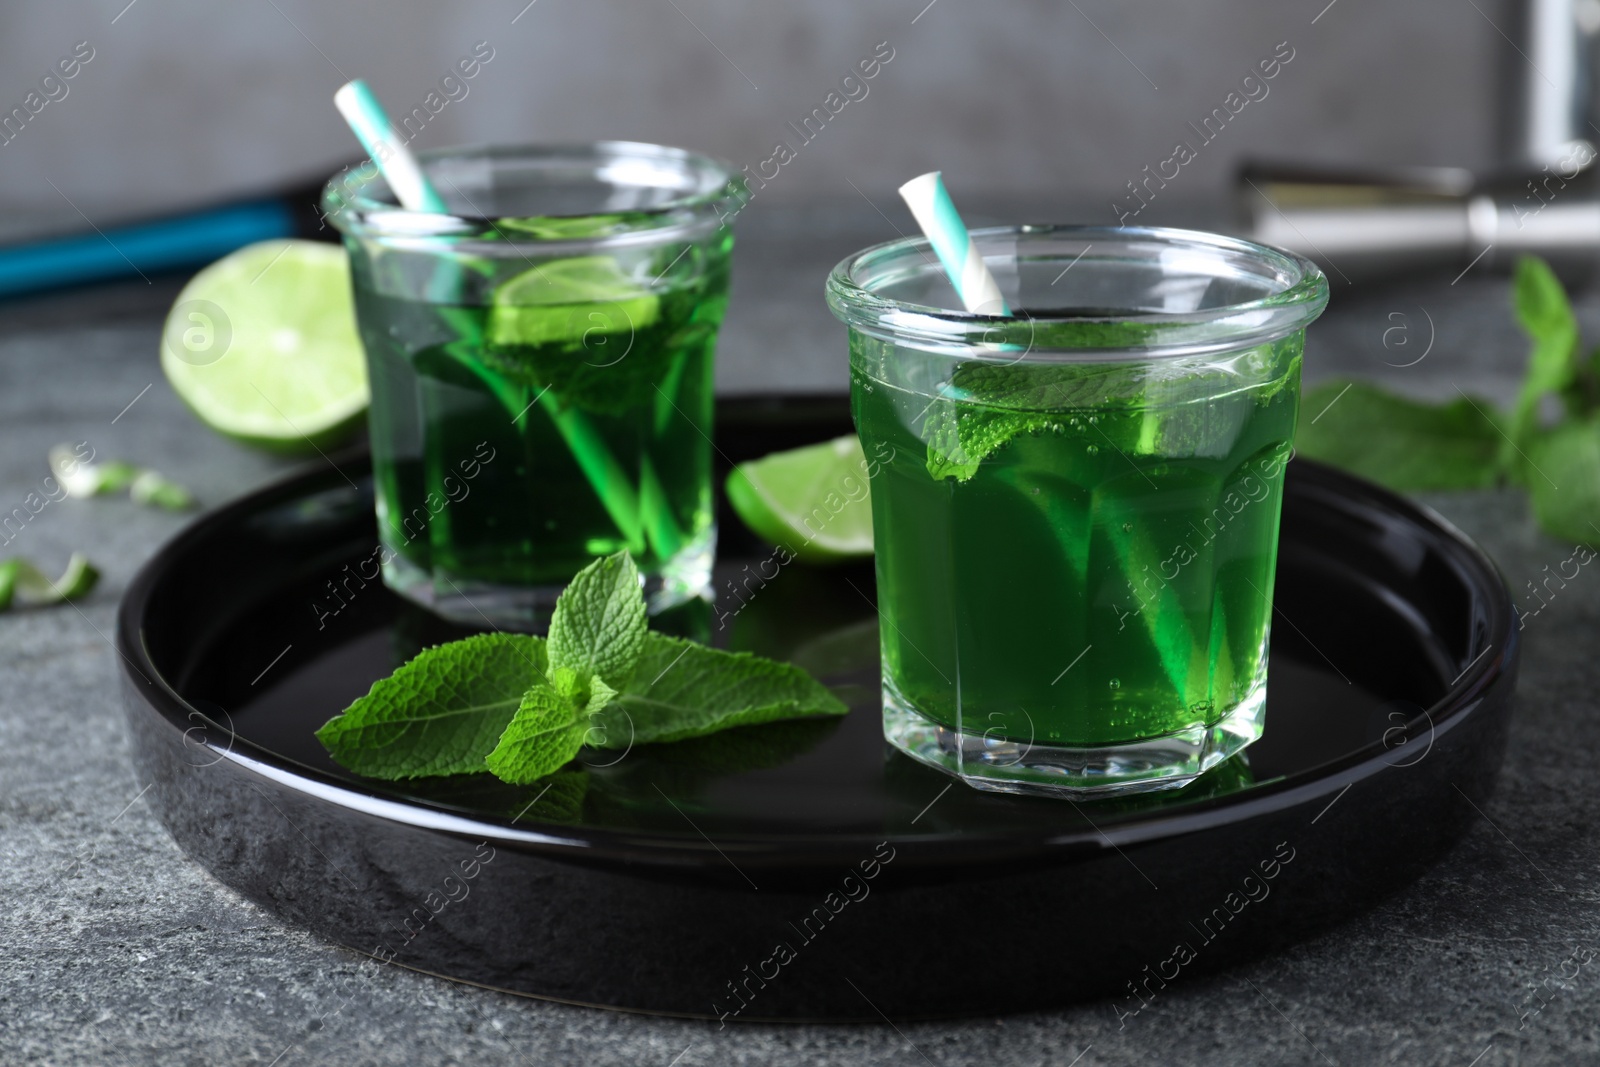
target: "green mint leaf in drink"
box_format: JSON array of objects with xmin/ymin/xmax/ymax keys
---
[
  {"xmin": 853, "ymin": 312, "xmax": 1303, "ymax": 751},
  {"xmin": 918, "ymin": 318, "xmax": 1171, "ymax": 481},
  {"xmin": 725, "ymin": 434, "xmax": 875, "ymax": 562},
  {"xmin": 485, "ymin": 674, "xmax": 617, "ymax": 785},
  {"xmin": 315, "ymin": 633, "xmax": 549, "ymax": 779},
  {"xmin": 588, "ymin": 632, "xmax": 848, "ymax": 748},
  {"xmin": 1526, "ymin": 417, "xmax": 1600, "ymax": 544},
  {"xmin": 1293, "ymin": 380, "xmax": 1505, "ymax": 491},
  {"xmin": 547, "ymin": 550, "xmax": 648, "ymax": 688},
  {"xmin": 0, "ymin": 553, "xmax": 99, "ymax": 611}
]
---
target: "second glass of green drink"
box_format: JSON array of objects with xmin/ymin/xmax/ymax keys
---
[
  {"xmin": 324, "ymin": 143, "xmax": 740, "ymax": 628},
  {"xmin": 828, "ymin": 226, "xmax": 1329, "ymax": 796}
]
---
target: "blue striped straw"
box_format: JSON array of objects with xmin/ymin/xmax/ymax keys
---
[
  {"xmin": 333, "ymin": 80, "xmax": 450, "ymax": 213},
  {"xmin": 897, "ymin": 171, "xmax": 1010, "ymax": 316}
]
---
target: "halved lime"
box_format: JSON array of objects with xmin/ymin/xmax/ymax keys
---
[
  {"xmin": 725, "ymin": 435, "xmax": 876, "ymax": 564},
  {"xmin": 160, "ymin": 239, "xmax": 368, "ymax": 453},
  {"xmin": 487, "ymin": 255, "xmax": 660, "ymax": 350}
]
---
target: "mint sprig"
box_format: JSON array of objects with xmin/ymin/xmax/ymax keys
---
[
  {"xmin": 591, "ymin": 634, "xmax": 848, "ymax": 747},
  {"xmin": 314, "ymin": 633, "xmax": 549, "ymax": 779},
  {"xmin": 315, "ymin": 551, "xmax": 849, "ymax": 786},
  {"xmin": 1295, "ymin": 255, "xmax": 1600, "ymax": 543}
]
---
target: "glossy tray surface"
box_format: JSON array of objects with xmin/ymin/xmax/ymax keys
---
[{"xmin": 119, "ymin": 396, "xmax": 1518, "ymax": 1020}]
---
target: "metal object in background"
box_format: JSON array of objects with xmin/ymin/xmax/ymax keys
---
[
  {"xmin": 1244, "ymin": 0, "xmax": 1600, "ymax": 285},
  {"xmin": 1514, "ymin": 0, "xmax": 1600, "ymax": 167},
  {"xmin": 1241, "ymin": 158, "xmax": 1600, "ymax": 285}
]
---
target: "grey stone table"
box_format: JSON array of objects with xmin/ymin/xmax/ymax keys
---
[{"xmin": 2, "ymin": 207, "xmax": 1598, "ymax": 1066}]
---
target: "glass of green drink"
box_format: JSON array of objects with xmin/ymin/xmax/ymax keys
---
[
  {"xmin": 323, "ymin": 143, "xmax": 740, "ymax": 628},
  {"xmin": 827, "ymin": 226, "xmax": 1328, "ymax": 796}
]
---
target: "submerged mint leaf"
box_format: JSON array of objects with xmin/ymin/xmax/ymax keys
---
[
  {"xmin": 923, "ymin": 331, "xmax": 1299, "ymax": 481},
  {"xmin": 485, "ymin": 674, "xmax": 617, "ymax": 785},
  {"xmin": 588, "ymin": 632, "xmax": 848, "ymax": 748},
  {"xmin": 547, "ymin": 550, "xmax": 647, "ymax": 688},
  {"xmin": 1526, "ymin": 417, "xmax": 1600, "ymax": 544},
  {"xmin": 315, "ymin": 633, "xmax": 549, "ymax": 779},
  {"xmin": 1294, "ymin": 380, "xmax": 1505, "ymax": 491}
]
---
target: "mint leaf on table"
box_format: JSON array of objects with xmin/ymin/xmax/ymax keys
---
[
  {"xmin": 314, "ymin": 633, "xmax": 549, "ymax": 779},
  {"xmin": 588, "ymin": 633, "xmax": 848, "ymax": 748},
  {"xmin": 547, "ymin": 549, "xmax": 647, "ymax": 688},
  {"xmin": 1508, "ymin": 256, "xmax": 1581, "ymax": 465},
  {"xmin": 1512, "ymin": 255, "xmax": 1579, "ymax": 400},
  {"xmin": 1295, "ymin": 380, "xmax": 1504, "ymax": 491},
  {"xmin": 1526, "ymin": 417, "xmax": 1600, "ymax": 544},
  {"xmin": 485, "ymin": 673, "xmax": 618, "ymax": 785}
]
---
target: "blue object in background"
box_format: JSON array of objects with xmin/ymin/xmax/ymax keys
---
[{"xmin": 0, "ymin": 196, "xmax": 317, "ymax": 300}]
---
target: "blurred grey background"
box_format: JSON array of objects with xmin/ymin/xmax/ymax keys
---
[
  {"xmin": 2, "ymin": 0, "xmax": 1510, "ymax": 227},
  {"xmin": 0, "ymin": 0, "xmax": 1536, "ymax": 396}
]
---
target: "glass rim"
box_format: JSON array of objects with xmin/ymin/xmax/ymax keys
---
[
  {"xmin": 320, "ymin": 140, "xmax": 742, "ymax": 250},
  {"xmin": 825, "ymin": 224, "xmax": 1330, "ymax": 362}
]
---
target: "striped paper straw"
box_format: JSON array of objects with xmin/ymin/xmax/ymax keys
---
[
  {"xmin": 333, "ymin": 80, "xmax": 450, "ymax": 213},
  {"xmin": 897, "ymin": 171, "xmax": 1010, "ymax": 315}
]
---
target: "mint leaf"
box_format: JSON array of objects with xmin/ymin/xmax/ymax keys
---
[
  {"xmin": 547, "ymin": 550, "xmax": 647, "ymax": 687},
  {"xmin": 589, "ymin": 633, "xmax": 848, "ymax": 748},
  {"xmin": 315, "ymin": 633, "xmax": 549, "ymax": 779},
  {"xmin": 1509, "ymin": 256, "xmax": 1580, "ymax": 455},
  {"xmin": 1526, "ymin": 417, "xmax": 1600, "ymax": 544},
  {"xmin": 485, "ymin": 674, "xmax": 617, "ymax": 784},
  {"xmin": 1294, "ymin": 381, "xmax": 1505, "ymax": 491},
  {"xmin": 1513, "ymin": 255, "xmax": 1579, "ymax": 395},
  {"xmin": 923, "ymin": 332, "xmax": 1298, "ymax": 481}
]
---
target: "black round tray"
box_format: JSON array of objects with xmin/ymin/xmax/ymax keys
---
[{"xmin": 118, "ymin": 396, "xmax": 1518, "ymax": 1022}]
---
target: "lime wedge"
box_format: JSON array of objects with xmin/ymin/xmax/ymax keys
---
[
  {"xmin": 487, "ymin": 255, "xmax": 660, "ymax": 349},
  {"xmin": 725, "ymin": 435, "xmax": 876, "ymax": 564},
  {"xmin": 160, "ymin": 240, "xmax": 368, "ymax": 453}
]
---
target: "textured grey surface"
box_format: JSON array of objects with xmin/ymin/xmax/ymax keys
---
[{"xmin": 3, "ymin": 220, "xmax": 1600, "ymax": 1066}]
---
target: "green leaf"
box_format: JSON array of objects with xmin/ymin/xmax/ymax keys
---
[
  {"xmin": 0, "ymin": 553, "xmax": 99, "ymax": 611},
  {"xmin": 485, "ymin": 675, "xmax": 617, "ymax": 784},
  {"xmin": 1510, "ymin": 256, "xmax": 1580, "ymax": 451},
  {"xmin": 1526, "ymin": 417, "xmax": 1600, "ymax": 545},
  {"xmin": 922, "ymin": 332, "xmax": 1298, "ymax": 481},
  {"xmin": 1294, "ymin": 381, "xmax": 1505, "ymax": 491},
  {"xmin": 315, "ymin": 633, "xmax": 549, "ymax": 779},
  {"xmin": 589, "ymin": 633, "xmax": 848, "ymax": 748},
  {"xmin": 547, "ymin": 550, "xmax": 647, "ymax": 688},
  {"xmin": 1513, "ymin": 255, "xmax": 1578, "ymax": 384}
]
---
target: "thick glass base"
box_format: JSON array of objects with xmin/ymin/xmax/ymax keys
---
[
  {"xmin": 882, "ymin": 680, "xmax": 1267, "ymax": 798},
  {"xmin": 382, "ymin": 527, "xmax": 715, "ymax": 631}
]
